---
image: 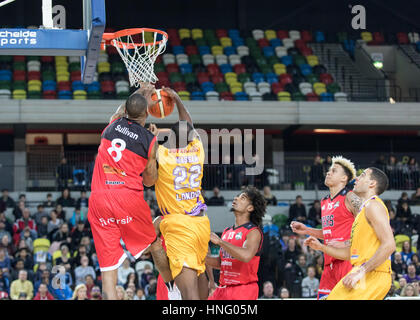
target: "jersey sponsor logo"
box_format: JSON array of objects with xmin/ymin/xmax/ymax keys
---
[
  {"xmin": 235, "ymin": 232, "xmax": 243, "ymax": 240},
  {"xmin": 221, "ymin": 260, "xmax": 232, "ymax": 267},
  {"xmin": 102, "ymin": 164, "xmax": 127, "ymax": 177},
  {"xmin": 115, "ymin": 125, "xmax": 139, "ymax": 140},
  {"xmin": 220, "ymin": 248, "xmax": 234, "ymax": 260},
  {"xmin": 322, "ymin": 205, "xmax": 325, "ymax": 211},
  {"xmin": 322, "ymin": 214, "xmax": 334, "ymax": 228},
  {"xmin": 105, "ymin": 180, "xmax": 125, "ymax": 185},
  {"xmin": 175, "ymin": 191, "xmax": 201, "ymax": 201},
  {"xmin": 98, "ymin": 216, "xmax": 133, "ymax": 227}
]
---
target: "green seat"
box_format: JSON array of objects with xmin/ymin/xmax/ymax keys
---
[
  {"xmin": 0, "ymin": 81, "xmax": 11, "ymax": 90},
  {"xmin": 327, "ymin": 82, "xmax": 341, "ymax": 94},
  {"xmin": 238, "ymin": 73, "xmax": 251, "ymax": 83},
  {"xmin": 13, "ymin": 62, "xmax": 26, "ymax": 71},
  {"xmin": 194, "ymin": 38, "xmax": 207, "ymax": 46},
  {"xmin": 267, "ymin": 56, "xmax": 279, "ymax": 67},
  {"xmin": 189, "ymin": 54, "xmax": 202, "ymax": 66},
  {"xmin": 272, "ymin": 214, "xmax": 288, "ymax": 229},
  {"xmin": 184, "ymin": 73, "xmax": 196, "ymax": 84},
  {"xmin": 207, "ymin": 38, "xmax": 219, "ymax": 47},
  {"xmin": 292, "ymin": 91, "xmax": 306, "ymax": 101},
  {"xmin": 13, "ymin": 81, "xmax": 26, "ymax": 90},
  {"xmin": 260, "ymin": 65, "xmax": 272, "ymax": 74},
  {"xmin": 154, "ymin": 63, "xmax": 165, "ymax": 73},
  {"xmin": 0, "ymin": 55, "xmax": 12, "ymax": 63},
  {"xmin": 306, "ymin": 73, "xmax": 318, "ymax": 84},
  {"xmin": 28, "ymin": 92, "xmax": 42, "ymax": 99},
  {"xmin": 111, "ymin": 63, "xmax": 125, "ymax": 74},
  {"xmin": 169, "ymin": 72, "xmax": 183, "ymax": 83},
  {"xmin": 245, "ymin": 37, "xmax": 257, "ymax": 47},
  {"xmin": 87, "ymin": 91, "xmax": 101, "ymax": 99},
  {"xmin": 117, "ymin": 92, "xmax": 130, "ymax": 100},
  {"xmin": 69, "ymin": 62, "xmax": 81, "ymax": 72},
  {"xmin": 336, "ymin": 31, "xmax": 348, "ymax": 42},
  {"xmin": 215, "ymin": 82, "xmax": 229, "ymax": 93},
  {"xmin": 204, "ymin": 29, "xmax": 216, "ymax": 39},
  {"xmin": 294, "ymin": 55, "xmax": 306, "ymax": 66},
  {"xmin": 27, "ymin": 56, "xmax": 41, "ymax": 61}
]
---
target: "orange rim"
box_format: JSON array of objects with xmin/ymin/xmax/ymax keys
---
[{"xmin": 102, "ymin": 28, "xmax": 168, "ymax": 50}]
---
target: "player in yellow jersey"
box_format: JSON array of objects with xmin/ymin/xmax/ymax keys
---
[
  {"xmin": 149, "ymin": 87, "xmax": 211, "ymax": 300},
  {"xmin": 304, "ymin": 167, "xmax": 396, "ymax": 300}
]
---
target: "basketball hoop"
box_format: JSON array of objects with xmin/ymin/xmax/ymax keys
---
[{"xmin": 102, "ymin": 28, "xmax": 168, "ymax": 87}]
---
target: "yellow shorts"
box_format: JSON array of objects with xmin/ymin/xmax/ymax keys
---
[
  {"xmin": 327, "ymin": 267, "xmax": 391, "ymax": 300},
  {"xmin": 160, "ymin": 213, "xmax": 211, "ymax": 279}
]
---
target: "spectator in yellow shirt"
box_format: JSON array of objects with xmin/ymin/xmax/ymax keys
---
[{"xmin": 10, "ymin": 270, "xmax": 33, "ymax": 300}]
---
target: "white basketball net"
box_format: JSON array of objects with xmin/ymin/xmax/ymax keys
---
[{"xmin": 111, "ymin": 30, "xmax": 167, "ymax": 87}]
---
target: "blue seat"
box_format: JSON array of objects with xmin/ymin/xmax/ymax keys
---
[
  {"xmin": 223, "ymin": 46, "xmax": 236, "ymax": 56},
  {"xmin": 299, "ymin": 64, "xmax": 312, "ymax": 76},
  {"xmin": 232, "ymin": 38, "xmax": 245, "ymax": 47},
  {"xmin": 191, "ymin": 91, "xmax": 205, "ymax": 100},
  {"xmin": 265, "ymin": 72, "xmax": 278, "ymax": 84},
  {"xmin": 234, "ymin": 92, "xmax": 248, "ymax": 101},
  {"xmin": 315, "ymin": 31, "xmax": 325, "ymax": 43},
  {"xmin": 263, "ymin": 46, "xmax": 275, "ymax": 57},
  {"xmin": 281, "ymin": 55, "xmax": 293, "ymax": 66},
  {"xmin": 270, "ymin": 38, "xmax": 283, "ymax": 48},
  {"xmin": 58, "ymin": 91, "xmax": 72, "ymax": 99},
  {"xmin": 219, "ymin": 64, "xmax": 233, "ymax": 74},
  {"xmin": 228, "ymin": 29, "xmax": 240, "ymax": 38},
  {"xmin": 320, "ymin": 92, "xmax": 334, "ymax": 101},
  {"xmin": 252, "ymin": 72, "xmax": 265, "ymax": 84},
  {"xmin": 73, "ymin": 169, "xmax": 87, "ymax": 186},
  {"xmin": 72, "ymin": 81, "xmax": 84, "ymax": 91},
  {"xmin": 179, "ymin": 63, "xmax": 193, "ymax": 74},
  {"xmin": 172, "ymin": 45, "xmax": 185, "ymax": 55},
  {"xmin": 201, "ymin": 81, "xmax": 215, "ymax": 93},
  {"xmin": 198, "ymin": 46, "xmax": 210, "ymax": 55},
  {"xmin": 416, "ymin": 41, "xmax": 420, "ymax": 52}
]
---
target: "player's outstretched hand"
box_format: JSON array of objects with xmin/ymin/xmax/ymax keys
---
[
  {"xmin": 290, "ymin": 221, "xmax": 307, "ymax": 235},
  {"xmin": 161, "ymin": 86, "xmax": 180, "ymax": 102},
  {"xmin": 148, "ymin": 123, "xmax": 158, "ymax": 136},
  {"xmin": 210, "ymin": 232, "xmax": 222, "ymax": 246},
  {"xmin": 303, "ymin": 236, "xmax": 323, "ymax": 251}
]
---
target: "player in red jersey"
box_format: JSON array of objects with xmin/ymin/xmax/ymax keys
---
[
  {"xmin": 291, "ymin": 156, "xmax": 362, "ymax": 300},
  {"xmin": 88, "ymin": 84, "xmax": 172, "ymax": 300},
  {"xmin": 206, "ymin": 186, "xmax": 266, "ymax": 300}
]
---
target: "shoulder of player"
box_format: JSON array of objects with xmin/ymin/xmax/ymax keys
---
[{"xmin": 364, "ymin": 199, "xmax": 387, "ymax": 218}]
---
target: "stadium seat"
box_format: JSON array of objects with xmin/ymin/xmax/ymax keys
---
[
  {"xmin": 334, "ymin": 92, "xmax": 348, "ymax": 101},
  {"xmin": 277, "ymin": 91, "xmax": 291, "ymax": 101}
]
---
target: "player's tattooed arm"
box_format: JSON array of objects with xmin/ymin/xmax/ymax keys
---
[
  {"xmin": 345, "ymin": 191, "xmax": 363, "ymax": 216},
  {"xmin": 109, "ymin": 102, "xmax": 126, "ymax": 123}
]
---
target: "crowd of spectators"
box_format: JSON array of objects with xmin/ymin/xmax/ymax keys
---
[
  {"xmin": 1, "ymin": 180, "xmax": 420, "ymax": 300},
  {"xmin": 0, "ymin": 188, "xmax": 159, "ymax": 300}
]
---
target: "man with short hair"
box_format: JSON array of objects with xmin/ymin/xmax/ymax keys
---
[
  {"xmin": 0, "ymin": 189, "xmax": 15, "ymax": 209},
  {"xmin": 259, "ymin": 281, "xmax": 278, "ymax": 299},
  {"xmin": 305, "ymin": 167, "xmax": 396, "ymax": 300},
  {"xmin": 404, "ymin": 264, "xmax": 420, "ymax": 283},
  {"xmin": 10, "ymin": 270, "xmax": 33, "ymax": 300},
  {"xmin": 288, "ymin": 195, "xmax": 307, "ymax": 224},
  {"xmin": 87, "ymin": 84, "xmax": 172, "ymax": 300},
  {"xmin": 207, "ymin": 187, "xmax": 225, "ymax": 206},
  {"xmin": 42, "ymin": 193, "xmax": 55, "ymax": 208},
  {"xmin": 13, "ymin": 208, "xmax": 37, "ymax": 245},
  {"xmin": 33, "ymin": 204, "xmax": 48, "ymax": 226}
]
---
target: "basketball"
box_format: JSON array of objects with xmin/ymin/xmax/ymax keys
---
[{"xmin": 148, "ymin": 89, "xmax": 175, "ymax": 118}]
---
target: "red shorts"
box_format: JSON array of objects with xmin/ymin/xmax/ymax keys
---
[
  {"xmin": 156, "ymin": 274, "xmax": 168, "ymax": 300},
  {"xmin": 317, "ymin": 259, "xmax": 353, "ymax": 300},
  {"xmin": 208, "ymin": 282, "xmax": 259, "ymax": 300},
  {"xmin": 88, "ymin": 189, "xmax": 156, "ymax": 271}
]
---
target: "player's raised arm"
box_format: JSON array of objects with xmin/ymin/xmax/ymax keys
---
[
  {"xmin": 358, "ymin": 201, "xmax": 396, "ymax": 273},
  {"xmin": 109, "ymin": 102, "xmax": 126, "ymax": 123},
  {"xmin": 304, "ymin": 236, "xmax": 351, "ymax": 261},
  {"xmin": 161, "ymin": 87, "xmax": 193, "ymax": 126},
  {"xmin": 210, "ymin": 230, "xmax": 262, "ymax": 263},
  {"xmin": 291, "ymin": 221, "xmax": 324, "ymax": 239}
]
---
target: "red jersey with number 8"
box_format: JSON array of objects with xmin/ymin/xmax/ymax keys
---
[
  {"xmin": 218, "ymin": 222, "xmax": 263, "ymax": 286},
  {"xmin": 91, "ymin": 117, "xmax": 157, "ymax": 192},
  {"xmin": 320, "ymin": 187, "xmax": 354, "ymax": 265}
]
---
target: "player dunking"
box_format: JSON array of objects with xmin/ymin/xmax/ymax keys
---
[
  {"xmin": 206, "ymin": 186, "xmax": 266, "ymax": 300},
  {"xmin": 305, "ymin": 167, "xmax": 395, "ymax": 300},
  {"xmin": 291, "ymin": 156, "xmax": 362, "ymax": 299},
  {"xmin": 87, "ymin": 84, "xmax": 172, "ymax": 300},
  {"xmin": 150, "ymin": 87, "xmax": 211, "ymax": 300}
]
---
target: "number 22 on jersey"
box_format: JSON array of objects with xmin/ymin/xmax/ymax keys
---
[{"xmin": 173, "ymin": 164, "xmax": 201, "ymax": 190}]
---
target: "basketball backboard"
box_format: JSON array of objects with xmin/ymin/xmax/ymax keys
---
[{"xmin": 0, "ymin": 0, "xmax": 106, "ymax": 84}]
